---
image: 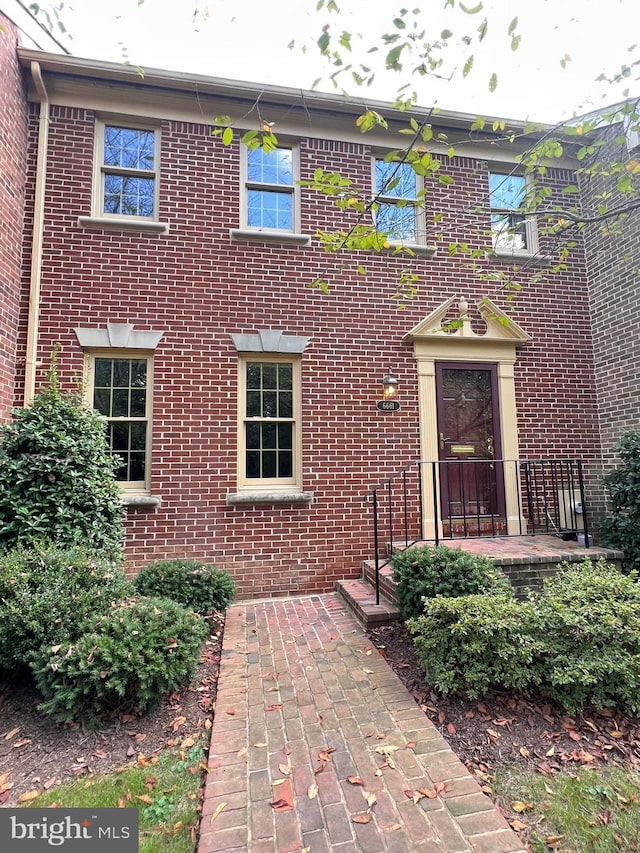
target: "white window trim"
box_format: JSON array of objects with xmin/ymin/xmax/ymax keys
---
[
  {"xmin": 83, "ymin": 349, "xmax": 154, "ymax": 497},
  {"xmin": 372, "ymin": 156, "xmax": 428, "ymax": 249},
  {"xmin": 488, "ymin": 170, "xmax": 538, "ymax": 258},
  {"xmin": 236, "ymin": 354, "xmax": 303, "ymax": 494},
  {"xmin": 82, "ymin": 118, "xmax": 169, "ymax": 234}
]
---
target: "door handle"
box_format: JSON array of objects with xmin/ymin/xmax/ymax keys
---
[{"xmin": 440, "ymin": 433, "xmax": 451, "ymax": 450}]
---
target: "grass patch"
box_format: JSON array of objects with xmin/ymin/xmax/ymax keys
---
[
  {"xmin": 21, "ymin": 743, "xmax": 205, "ymax": 853},
  {"xmin": 493, "ymin": 763, "xmax": 640, "ymax": 852}
]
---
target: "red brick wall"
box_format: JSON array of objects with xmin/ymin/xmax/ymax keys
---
[
  {"xmin": 19, "ymin": 104, "xmax": 601, "ymax": 597},
  {"xmin": 0, "ymin": 16, "xmax": 28, "ymax": 419}
]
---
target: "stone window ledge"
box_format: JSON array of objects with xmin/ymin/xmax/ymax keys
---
[
  {"xmin": 78, "ymin": 216, "xmax": 170, "ymax": 235},
  {"xmin": 226, "ymin": 491, "xmax": 314, "ymax": 506},
  {"xmin": 122, "ymin": 494, "xmax": 162, "ymax": 508},
  {"xmin": 486, "ymin": 250, "xmax": 553, "ymax": 267},
  {"xmin": 229, "ymin": 228, "xmax": 311, "ymax": 246},
  {"xmin": 385, "ymin": 241, "xmax": 437, "ymax": 256}
]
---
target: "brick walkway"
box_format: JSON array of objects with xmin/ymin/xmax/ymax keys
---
[{"xmin": 197, "ymin": 594, "xmax": 526, "ymax": 852}]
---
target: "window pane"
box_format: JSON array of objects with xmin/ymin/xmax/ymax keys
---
[
  {"xmin": 278, "ymin": 423, "xmax": 293, "ymax": 450},
  {"xmin": 262, "ymin": 451, "xmax": 277, "ymax": 478},
  {"xmin": 278, "ymin": 451, "xmax": 293, "ymax": 478},
  {"xmin": 247, "ymin": 147, "xmax": 293, "ymax": 185},
  {"xmin": 104, "ymin": 175, "xmax": 155, "ymax": 217},
  {"xmin": 112, "ymin": 389, "xmax": 131, "ymax": 417},
  {"xmin": 376, "ymin": 202, "xmax": 417, "ymax": 241},
  {"xmin": 375, "ymin": 160, "xmax": 416, "ymax": 199},
  {"xmin": 278, "ymin": 365, "xmax": 292, "ymax": 390},
  {"xmin": 94, "ymin": 358, "xmax": 113, "ymax": 387},
  {"xmin": 278, "ymin": 392, "xmax": 293, "ymax": 418},
  {"xmin": 246, "ymin": 450, "xmax": 260, "ymax": 478},
  {"xmin": 130, "ymin": 389, "xmax": 146, "ymax": 417},
  {"xmin": 261, "ymin": 363, "xmax": 277, "ymax": 388},
  {"xmin": 93, "ymin": 387, "xmax": 110, "ymax": 415},
  {"xmin": 246, "ymin": 422, "xmax": 261, "ymax": 449},
  {"xmin": 489, "ymin": 173, "xmax": 525, "ymax": 210},
  {"xmin": 491, "ymin": 213, "xmax": 527, "ymax": 251},
  {"xmin": 262, "ymin": 422, "xmax": 277, "ymax": 448},
  {"xmin": 129, "ymin": 453, "xmax": 145, "ymax": 481},
  {"xmin": 247, "ymin": 190, "xmax": 292, "ymax": 230},
  {"xmin": 111, "ymin": 422, "xmax": 129, "ymax": 452},
  {"xmin": 246, "ymin": 390, "xmax": 261, "ymax": 417},
  {"xmin": 246, "ymin": 362, "xmax": 262, "ymax": 389},
  {"xmin": 104, "ymin": 126, "xmax": 155, "ymax": 171},
  {"xmin": 130, "ymin": 422, "xmax": 147, "ymax": 450}
]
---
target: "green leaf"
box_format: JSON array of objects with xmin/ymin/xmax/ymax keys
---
[
  {"xmin": 221, "ymin": 127, "xmax": 234, "ymax": 146},
  {"xmin": 488, "ymin": 73, "xmax": 498, "ymax": 93},
  {"xmin": 460, "ymin": 2, "xmax": 484, "ymax": 14},
  {"xmin": 508, "ymin": 16, "xmax": 518, "ymax": 35},
  {"xmin": 463, "ymin": 55, "xmax": 475, "ymax": 77}
]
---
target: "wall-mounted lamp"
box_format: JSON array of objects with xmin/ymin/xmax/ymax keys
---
[{"xmin": 382, "ymin": 368, "xmax": 399, "ymax": 399}]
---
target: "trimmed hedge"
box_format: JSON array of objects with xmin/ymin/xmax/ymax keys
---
[
  {"xmin": 0, "ymin": 546, "xmax": 132, "ymax": 672},
  {"xmin": 407, "ymin": 558, "xmax": 640, "ymax": 716},
  {"xmin": 392, "ymin": 544, "xmax": 511, "ymax": 620},
  {"xmin": 134, "ymin": 559, "xmax": 235, "ymax": 613},
  {"xmin": 32, "ymin": 596, "xmax": 208, "ymax": 725}
]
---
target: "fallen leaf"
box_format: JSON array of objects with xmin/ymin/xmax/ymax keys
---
[
  {"xmin": 181, "ymin": 737, "xmax": 195, "ymax": 749},
  {"xmin": 171, "ymin": 716, "xmax": 187, "ymax": 732},
  {"xmin": 209, "ymin": 802, "xmax": 227, "ymax": 823},
  {"xmin": 137, "ymin": 794, "xmax": 153, "ymax": 805},
  {"xmin": 278, "ymin": 763, "xmax": 291, "ymax": 776},
  {"xmin": 308, "ymin": 783, "xmax": 318, "ymax": 799},
  {"xmin": 12, "ymin": 739, "xmax": 32, "ymax": 749},
  {"xmin": 347, "ymin": 776, "xmax": 365, "ymax": 786},
  {"xmin": 511, "ymin": 800, "xmax": 534, "ymax": 813},
  {"xmin": 225, "ymin": 710, "xmax": 235, "ymax": 716},
  {"xmin": 4, "ymin": 727, "xmax": 20, "ymax": 741},
  {"xmin": 318, "ymin": 747, "xmax": 336, "ymax": 762},
  {"xmin": 519, "ymin": 747, "xmax": 530, "ymax": 759},
  {"xmin": 362, "ymin": 789, "xmax": 377, "ymax": 807},
  {"xmin": 253, "ymin": 742, "xmax": 268, "ymax": 748},
  {"xmin": 352, "ymin": 812, "xmax": 372, "ymax": 824},
  {"xmin": 18, "ymin": 790, "xmax": 40, "ymax": 803},
  {"xmin": 380, "ymin": 822, "xmax": 402, "ymax": 831},
  {"xmin": 510, "ymin": 819, "xmax": 529, "ymax": 832},
  {"xmin": 265, "ymin": 704, "xmax": 282, "ymax": 711}
]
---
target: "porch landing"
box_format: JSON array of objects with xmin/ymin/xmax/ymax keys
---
[{"xmin": 337, "ymin": 535, "xmax": 624, "ymax": 629}]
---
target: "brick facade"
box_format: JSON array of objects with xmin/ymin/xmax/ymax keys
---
[
  {"xmin": 0, "ymin": 17, "xmax": 27, "ymax": 418},
  {"xmin": 0, "ymin": 31, "xmax": 625, "ymax": 598}
]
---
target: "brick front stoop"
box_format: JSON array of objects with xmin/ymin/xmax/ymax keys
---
[{"xmin": 197, "ymin": 594, "xmax": 527, "ymax": 853}]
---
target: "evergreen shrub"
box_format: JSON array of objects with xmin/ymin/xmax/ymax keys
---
[
  {"xmin": 392, "ymin": 544, "xmax": 511, "ymax": 619},
  {"xmin": 134, "ymin": 559, "xmax": 235, "ymax": 613},
  {"xmin": 0, "ymin": 546, "xmax": 132, "ymax": 672},
  {"xmin": 32, "ymin": 596, "xmax": 208, "ymax": 724}
]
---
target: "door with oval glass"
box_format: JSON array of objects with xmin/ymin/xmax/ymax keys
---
[{"xmin": 435, "ymin": 363, "xmax": 505, "ymax": 532}]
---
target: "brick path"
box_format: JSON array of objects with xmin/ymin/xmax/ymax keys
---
[{"xmin": 198, "ymin": 594, "xmax": 527, "ymax": 853}]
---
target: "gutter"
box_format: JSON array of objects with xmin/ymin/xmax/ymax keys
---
[{"xmin": 23, "ymin": 60, "xmax": 49, "ymax": 406}]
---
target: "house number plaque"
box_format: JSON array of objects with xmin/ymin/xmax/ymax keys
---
[{"xmin": 376, "ymin": 400, "xmax": 400, "ymax": 411}]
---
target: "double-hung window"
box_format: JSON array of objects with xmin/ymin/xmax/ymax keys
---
[
  {"xmin": 239, "ymin": 356, "xmax": 301, "ymax": 491},
  {"xmin": 96, "ymin": 122, "xmax": 159, "ymax": 220},
  {"xmin": 90, "ymin": 355, "xmax": 151, "ymax": 491},
  {"xmin": 489, "ymin": 171, "xmax": 535, "ymax": 253},
  {"xmin": 245, "ymin": 145, "xmax": 295, "ymax": 231},
  {"xmin": 374, "ymin": 159, "xmax": 422, "ymax": 243}
]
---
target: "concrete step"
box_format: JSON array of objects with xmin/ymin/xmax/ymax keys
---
[{"xmin": 335, "ymin": 577, "xmax": 400, "ymax": 630}]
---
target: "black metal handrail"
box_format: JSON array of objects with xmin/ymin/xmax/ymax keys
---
[{"xmin": 367, "ymin": 457, "xmax": 590, "ymax": 605}]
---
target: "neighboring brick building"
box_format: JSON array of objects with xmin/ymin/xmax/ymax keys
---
[{"xmin": 0, "ymin": 10, "xmax": 637, "ymax": 597}]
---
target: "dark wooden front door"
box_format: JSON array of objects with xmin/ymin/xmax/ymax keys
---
[{"xmin": 436, "ymin": 363, "xmax": 505, "ymax": 525}]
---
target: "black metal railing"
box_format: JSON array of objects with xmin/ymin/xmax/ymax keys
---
[{"xmin": 367, "ymin": 458, "xmax": 590, "ymax": 605}]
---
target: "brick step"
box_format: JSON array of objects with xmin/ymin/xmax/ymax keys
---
[{"xmin": 335, "ymin": 578, "xmax": 400, "ymax": 630}]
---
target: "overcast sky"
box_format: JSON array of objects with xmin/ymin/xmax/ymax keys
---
[{"xmin": 19, "ymin": 0, "xmax": 640, "ymax": 122}]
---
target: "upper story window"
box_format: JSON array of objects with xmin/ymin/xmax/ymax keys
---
[
  {"xmin": 374, "ymin": 159, "xmax": 423, "ymax": 243},
  {"xmin": 95, "ymin": 121, "xmax": 159, "ymax": 220},
  {"xmin": 489, "ymin": 171, "xmax": 535, "ymax": 254},
  {"xmin": 245, "ymin": 145, "xmax": 295, "ymax": 231},
  {"xmin": 90, "ymin": 355, "xmax": 152, "ymax": 491}
]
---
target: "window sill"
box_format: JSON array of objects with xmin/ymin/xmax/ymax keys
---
[
  {"xmin": 486, "ymin": 250, "xmax": 552, "ymax": 266},
  {"xmin": 122, "ymin": 494, "xmax": 162, "ymax": 508},
  {"xmin": 229, "ymin": 228, "xmax": 311, "ymax": 246},
  {"xmin": 226, "ymin": 491, "xmax": 314, "ymax": 506},
  {"xmin": 384, "ymin": 241, "xmax": 437, "ymax": 256},
  {"xmin": 78, "ymin": 216, "xmax": 170, "ymax": 235}
]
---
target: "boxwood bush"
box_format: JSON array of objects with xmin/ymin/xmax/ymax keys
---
[
  {"xmin": 407, "ymin": 557, "xmax": 640, "ymax": 716},
  {"xmin": 392, "ymin": 544, "xmax": 511, "ymax": 619},
  {"xmin": 32, "ymin": 596, "xmax": 208, "ymax": 725},
  {"xmin": 408, "ymin": 592, "xmax": 538, "ymax": 698},
  {"xmin": 134, "ymin": 559, "xmax": 235, "ymax": 613},
  {"xmin": 532, "ymin": 558, "xmax": 640, "ymax": 715},
  {"xmin": 0, "ymin": 546, "xmax": 132, "ymax": 673}
]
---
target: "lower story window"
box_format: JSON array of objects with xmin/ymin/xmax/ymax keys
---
[
  {"xmin": 239, "ymin": 357, "xmax": 301, "ymax": 490},
  {"xmin": 91, "ymin": 355, "xmax": 151, "ymax": 489}
]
